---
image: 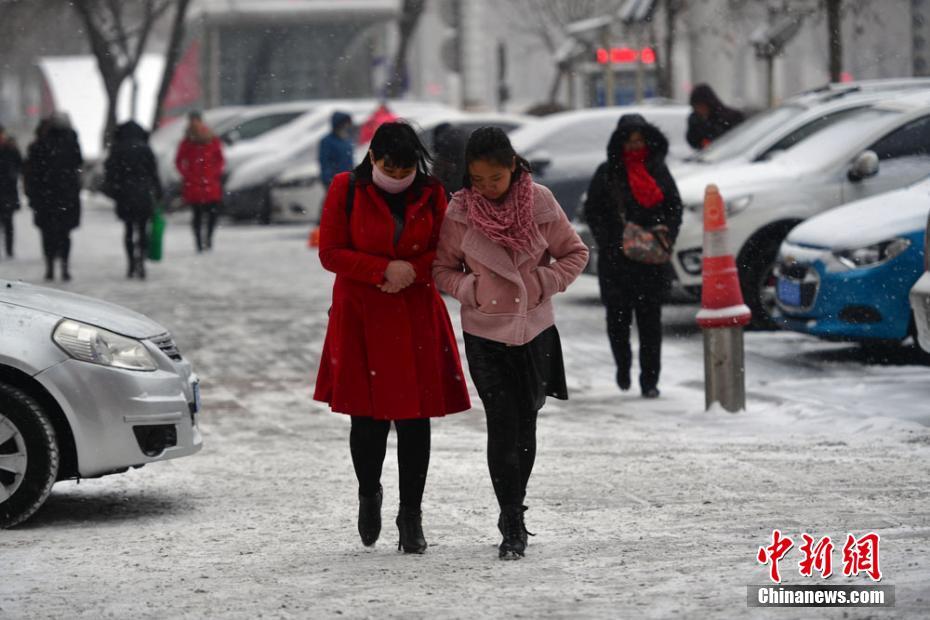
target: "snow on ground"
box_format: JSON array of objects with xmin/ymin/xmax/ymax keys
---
[{"xmin": 1, "ymin": 199, "xmax": 928, "ymax": 619}]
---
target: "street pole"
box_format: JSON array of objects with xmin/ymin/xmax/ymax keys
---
[{"xmin": 601, "ymin": 25, "xmax": 614, "ymax": 106}]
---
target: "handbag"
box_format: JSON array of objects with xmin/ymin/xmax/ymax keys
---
[
  {"xmin": 622, "ymin": 219, "xmax": 671, "ymax": 265},
  {"xmin": 148, "ymin": 205, "xmax": 166, "ymax": 261}
]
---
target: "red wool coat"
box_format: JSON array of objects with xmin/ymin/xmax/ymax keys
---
[
  {"xmin": 313, "ymin": 172, "xmax": 472, "ymax": 420},
  {"xmin": 175, "ymin": 137, "xmax": 224, "ymax": 204}
]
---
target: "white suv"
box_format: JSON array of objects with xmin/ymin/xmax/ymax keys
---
[{"xmin": 672, "ymin": 92, "xmax": 930, "ymax": 326}]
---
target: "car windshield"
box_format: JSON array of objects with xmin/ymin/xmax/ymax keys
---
[
  {"xmin": 696, "ymin": 105, "xmax": 803, "ymax": 163},
  {"xmin": 769, "ymin": 107, "xmax": 899, "ymax": 169}
]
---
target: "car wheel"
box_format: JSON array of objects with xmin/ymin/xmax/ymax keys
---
[
  {"xmin": 739, "ymin": 235, "xmax": 782, "ymax": 330},
  {"xmin": 0, "ymin": 383, "xmax": 59, "ymax": 528}
]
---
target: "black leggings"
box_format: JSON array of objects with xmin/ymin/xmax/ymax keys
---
[
  {"xmin": 349, "ymin": 416, "xmax": 430, "ymax": 511},
  {"xmin": 485, "ymin": 404, "xmax": 538, "ymax": 509},
  {"xmin": 191, "ymin": 203, "xmax": 219, "ymax": 250},
  {"xmin": 124, "ymin": 219, "xmax": 148, "ymax": 263},
  {"xmin": 0, "ymin": 211, "xmax": 13, "ymax": 257}
]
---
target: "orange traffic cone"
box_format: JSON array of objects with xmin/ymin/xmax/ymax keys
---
[
  {"xmin": 308, "ymin": 226, "xmax": 321, "ymax": 248},
  {"xmin": 696, "ymin": 185, "xmax": 751, "ymax": 329}
]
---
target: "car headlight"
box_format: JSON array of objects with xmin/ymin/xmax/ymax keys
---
[
  {"xmin": 833, "ymin": 238, "xmax": 911, "ymax": 270},
  {"xmin": 53, "ymin": 319, "xmax": 157, "ymax": 371}
]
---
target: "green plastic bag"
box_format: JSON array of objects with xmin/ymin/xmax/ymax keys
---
[{"xmin": 148, "ymin": 207, "xmax": 165, "ymax": 261}]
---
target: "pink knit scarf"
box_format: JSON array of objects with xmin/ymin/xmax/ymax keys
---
[{"xmin": 462, "ymin": 172, "xmax": 543, "ymax": 254}]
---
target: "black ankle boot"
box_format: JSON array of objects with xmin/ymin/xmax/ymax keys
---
[
  {"xmin": 357, "ymin": 485, "xmax": 382, "ymax": 547},
  {"xmin": 61, "ymin": 260, "xmax": 71, "ymax": 282},
  {"xmin": 498, "ymin": 504, "xmax": 527, "ymax": 560},
  {"xmin": 137, "ymin": 259, "xmax": 146, "ymax": 280},
  {"xmin": 396, "ymin": 506, "xmax": 427, "ymax": 554},
  {"xmin": 44, "ymin": 258, "xmax": 54, "ymax": 281}
]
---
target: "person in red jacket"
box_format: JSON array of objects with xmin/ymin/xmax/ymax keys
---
[
  {"xmin": 175, "ymin": 111, "xmax": 224, "ymax": 252},
  {"xmin": 314, "ymin": 122, "xmax": 471, "ymax": 554}
]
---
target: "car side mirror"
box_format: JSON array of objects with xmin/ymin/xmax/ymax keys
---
[
  {"xmin": 529, "ymin": 153, "xmax": 551, "ymax": 177},
  {"xmin": 848, "ymin": 150, "xmax": 879, "ymax": 182}
]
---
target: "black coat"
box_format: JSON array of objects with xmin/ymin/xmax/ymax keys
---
[
  {"xmin": 686, "ymin": 107, "xmax": 745, "ymax": 150},
  {"xmin": 25, "ymin": 126, "xmax": 83, "ymax": 231},
  {"xmin": 104, "ymin": 121, "xmax": 162, "ymax": 222},
  {"xmin": 584, "ymin": 114, "xmax": 683, "ymax": 305},
  {"xmin": 0, "ymin": 139, "xmax": 23, "ymax": 213}
]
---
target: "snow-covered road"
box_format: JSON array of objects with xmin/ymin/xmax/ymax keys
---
[{"xmin": 1, "ymin": 202, "xmax": 928, "ymax": 619}]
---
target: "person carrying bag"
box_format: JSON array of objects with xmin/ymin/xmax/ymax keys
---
[{"xmin": 584, "ymin": 114, "xmax": 683, "ymax": 398}]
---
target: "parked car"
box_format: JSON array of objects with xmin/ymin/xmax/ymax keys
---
[
  {"xmin": 268, "ymin": 112, "xmax": 537, "ymax": 224},
  {"xmin": 224, "ymin": 100, "xmax": 457, "ymax": 222},
  {"xmin": 509, "ymin": 103, "xmax": 693, "ymax": 219},
  {"xmin": 774, "ymin": 177, "xmax": 929, "ymax": 348},
  {"xmin": 909, "ymin": 208, "xmax": 930, "ymax": 352},
  {"xmin": 0, "ymin": 280, "xmax": 202, "ymax": 528},
  {"xmin": 673, "ymin": 78, "xmax": 930, "ymax": 179},
  {"xmin": 671, "ymin": 91, "xmax": 930, "ymax": 326}
]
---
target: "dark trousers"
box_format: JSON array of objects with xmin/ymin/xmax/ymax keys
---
[
  {"xmin": 124, "ymin": 219, "xmax": 149, "ymax": 267},
  {"xmin": 606, "ymin": 290, "xmax": 663, "ymax": 391},
  {"xmin": 192, "ymin": 203, "xmax": 219, "ymax": 251},
  {"xmin": 349, "ymin": 416, "xmax": 430, "ymax": 510},
  {"xmin": 0, "ymin": 211, "xmax": 12, "ymax": 257},
  {"xmin": 40, "ymin": 221, "xmax": 71, "ymax": 262}
]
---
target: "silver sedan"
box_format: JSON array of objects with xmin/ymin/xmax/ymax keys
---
[{"xmin": 0, "ymin": 280, "xmax": 202, "ymax": 528}]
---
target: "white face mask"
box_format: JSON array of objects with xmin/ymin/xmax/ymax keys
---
[{"xmin": 371, "ymin": 161, "xmax": 416, "ymax": 194}]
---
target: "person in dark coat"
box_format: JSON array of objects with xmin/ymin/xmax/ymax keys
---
[
  {"xmin": 686, "ymin": 83, "xmax": 745, "ymax": 150},
  {"xmin": 175, "ymin": 111, "xmax": 224, "ymax": 252},
  {"xmin": 104, "ymin": 121, "xmax": 163, "ymax": 279},
  {"xmin": 584, "ymin": 114, "xmax": 683, "ymax": 398},
  {"xmin": 318, "ymin": 111, "xmax": 354, "ymax": 188},
  {"xmin": 430, "ymin": 122, "xmax": 468, "ymax": 197},
  {"xmin": 24, "ymin": 115, "xmax": 83, "ymax": 281},
  {"xmin": 314, "ymin": 122, "xmax": 471, "ymax": 554},
  {"xmin": 0, "ymin": 124, "xmax": 23, "ymax": 259}
]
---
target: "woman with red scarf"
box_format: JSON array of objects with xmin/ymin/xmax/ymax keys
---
[
  {"xmin": 433, "ymin": 127, "xmax": 588, "ymax": 560},
  {"xmin": 583, "ymin": 114, "xmax": 683, "ymax": 399}
]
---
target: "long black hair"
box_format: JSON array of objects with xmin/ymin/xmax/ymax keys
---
[
  {"xmin": 461, "ymin": 126, "xmax": 531, "ymax": 189},
  {"xmin": 354, "ymin": 121, "xmax": 433, "ymax": 180}
]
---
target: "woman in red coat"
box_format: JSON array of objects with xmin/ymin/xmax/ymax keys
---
[
  {"xmin": 314, "ymin": 122, "xmax": 471, "ymax": 553},
  {"xmin": 175, "ymin": 111, "xmax": 224, "ymax": 252}
]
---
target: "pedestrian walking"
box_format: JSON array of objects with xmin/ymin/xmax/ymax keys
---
[
  {"xmin": 0, "ymin": 124, "xmax": 23, "ymax": 259},
  {"xmin": 175, "ymin": 111, "xmax": 224, "ymax": 252},
  {"xmin": 433, "ymin": 127, "xmax": 588, "ymax": 560},
  {"xmin": 584, "ymin": 114, "xmax": 683, "ymax": 398},
  {"xmin": 313, "ymin": 122, "xmax": 471, "ymax": 554},
  {"xmin": 318, "ymin": 111, "xmax": 355, "ymax": 189},
  {"xmin": 686, "ymin": 83, "xmax": 745, "ymax": 150},
  {"xmin": 431, "ymin": 122, "xmax": 468, "ymax": 197},
  {"xmin": 24, "ymin": 115, "xmax": 83, "ymax": 281},
  {"xmin": 104, "ymin": 121, "xmax": 163, "ymax": 279}
]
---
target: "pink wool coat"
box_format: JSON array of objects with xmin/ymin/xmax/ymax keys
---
[{"xmin": 433, "ymin": 182, "xmax": 589, "ymax": 346}]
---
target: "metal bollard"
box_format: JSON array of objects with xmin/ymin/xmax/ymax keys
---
[
  {"xmin": 696, "ymin": 184, "xmax": 751, "ymax": 413},
  {"xmin": 703, "ymin": 326, "xmax": 746, "ymax": 412}
]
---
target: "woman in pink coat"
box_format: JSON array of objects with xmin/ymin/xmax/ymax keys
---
[{"xmin": 433, "ymin": 127, "xmax": 588, "ymax": 559}]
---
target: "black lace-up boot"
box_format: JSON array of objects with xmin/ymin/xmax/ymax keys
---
[
  {"xmin": 396, "ymin": 506, "xmax": 427, "ymax": 554},
  {"xmin": 497, "ymin": 505, "xmax": 527, "ymax": 560},
  {"xmin": 357, "ymin": 484, "xmax": 382, "ymax": 547}
]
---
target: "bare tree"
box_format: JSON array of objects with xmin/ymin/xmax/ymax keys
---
[
  {"xmin": 72, "ymin": 0, "xmax": 173, "ymax": 145},
  {"xmin": 384, "ymin": 0, "xmax": 428, "ymax": 98},
  {"xmin": 151, "ymin": 0, "xmax": 192, "ymax": 128}
]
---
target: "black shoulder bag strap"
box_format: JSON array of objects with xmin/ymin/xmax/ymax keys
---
[{"xmin": 345, "ymin": 172, "xmax": 356, "ymax": 220}]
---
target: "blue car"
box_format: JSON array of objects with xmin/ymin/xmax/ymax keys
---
[{"xmin": 774, "ymin": 177, "xmax": 929, "ymax": 344}]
